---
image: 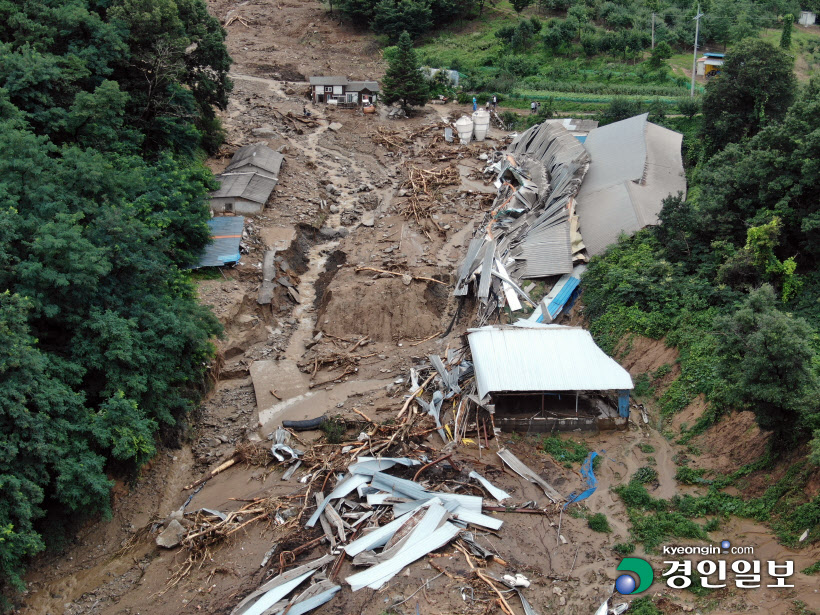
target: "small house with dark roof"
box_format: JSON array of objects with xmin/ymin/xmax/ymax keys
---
[
  {"xmin": 309, "ymin": 76, "xmax": 379, "ymax": 106},
  {"xmin": 210, "ymin": 144, "xmax": 284, "ymax": 215}
]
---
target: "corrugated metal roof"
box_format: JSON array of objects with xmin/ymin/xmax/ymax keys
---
[
  {"xmin": 581, "ymin": 113, "xmax": 648, "ymax": 194},
  {"xmin": 520, "ymin": 221, "xmax": 573, "ymax": 277},
  {"xmin": 226, "ymin": 144, "xmax": 284, "ymax": 177},
  {"xmin": 467, "ymin": 325, "xmax": 633, "ymax": 398},
  {"xmin": 309, "ymin": 76, "xmax": 347, "ymax": 86},
  {"xmin": 576, "ymin": 182, "xmax": 639, "ymax": 256},
  {"xmin": 575, "ymin": 116, "xmax": 685, "ymax": 256},
  {"xmin": 194, "ymin": 216, "xmax": 245, "ymax": 268}
]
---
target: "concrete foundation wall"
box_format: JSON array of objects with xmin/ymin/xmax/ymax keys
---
[{"xmin": 210, "ymin": 197, "xmax": 263, "ymax": 215}]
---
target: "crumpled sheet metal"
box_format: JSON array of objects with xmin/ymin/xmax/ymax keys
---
[
  {"xmin": 270, "ymin": 427, "xmax": 304, "ymax": 462},
  {"xmin": 453, "ymin": 121, "xmax": 590, "ymax": 319}
]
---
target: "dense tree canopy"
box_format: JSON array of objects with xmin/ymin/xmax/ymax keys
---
[
  {"xmin": 714, "ymin": 285, "xmax": 818, "ymax": 445},
  {"xmin": 701, "ymin": 39, "xmax": 796, "ymax": 155},
  {"xmin": 0, "ymin": 0, "xmax": 228, "ymax": 597}
]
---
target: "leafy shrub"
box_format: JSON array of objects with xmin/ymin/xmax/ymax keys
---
[
  {"xmin": 628, "ymin": 597, "xmax": 663, "ymax": 615},
  {"xmin": 677, "ymin": 96, "xmax": 701, "ymax": 119},
  {"xmin": 630, "ymin": 511, "xmax": 709, "ymax": 551},
  {"xmin": 653, "ymin": 364, "xmax": 672, "ymax": 380},
  {"xmin": 704, "ymin": 517, "xmax": 721, "ymax": 532},
  {"xmin": 632, "ymin": 466, "xmax": 659, "ymax": 484},
  {"xmin": 598, "ymin": 96, "xmax": 644, "ymax": 124},
  {"xmin": 637, "ymin": 443, "xmax": 655, "ymax": 453},
  {"xmin": 675, "ymin": 467, "xmax": 709, "ymax": 485},
  {"xmin": 499, "ymin": 110, "xmax": 525, "ymax": 130},
  {"xmin": 633, "ymin": 373, "xmax": 654, "ymax": 397},
  {"xmin": 613, "ymin": 542, "xmax": 636, "ymax": 555},
  {"xmin": 613, "ymin": 481, "xmax": 667, "ymax": 511},
  {"xmin": 321, "ymin": 418, "xmax": 346, "ymax": 444},
  {"xmin": 588, "ymin": 513, "xmax": 612, "ymax": 533}
]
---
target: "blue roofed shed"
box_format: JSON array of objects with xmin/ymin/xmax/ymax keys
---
[{"xmin": 194, "ymin": 216, "xmax": 245, "ymax": 268}]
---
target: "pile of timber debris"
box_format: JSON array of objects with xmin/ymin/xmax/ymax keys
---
[{"xmin": 162, "ymin": 352, "xmax": 628, "ymax": 615}]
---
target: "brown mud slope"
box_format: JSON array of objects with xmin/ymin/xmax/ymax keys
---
[{"xmin": 17, "ymin": 3, "xmax": 820, "ymax": 615}]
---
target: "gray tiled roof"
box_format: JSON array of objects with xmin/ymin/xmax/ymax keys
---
[
  {"xmin": 309, "ymin": 76, "xmax": 348, "ymax": 86},
  {"xmin": 226, "ymin": 144, "xmax": 284, "ymax": 177},
  {"xmin": 347, "ymin": 81, "xmax": 380, "ymax": 92},
  {"xmin": 211, "ymin": 172, "xmax": 277, "ymax": 204}
]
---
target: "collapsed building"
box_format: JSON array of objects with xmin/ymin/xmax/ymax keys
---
[
  {"xmin": 453, "ymin": 113, "xmax": 685, "ymax": 428},
  {"xmin": 210, "ymin": 144, "xmax": 285, "ymax": 215}
]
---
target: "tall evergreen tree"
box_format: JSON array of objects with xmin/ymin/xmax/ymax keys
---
[{"xmin": 381, "ymin": 31, "xmax": 430, "ymax": 112}]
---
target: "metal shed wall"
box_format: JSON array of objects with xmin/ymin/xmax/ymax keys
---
[{"xmin": 194, "ymin": 216, "xmax": 245, "ymax": 268}]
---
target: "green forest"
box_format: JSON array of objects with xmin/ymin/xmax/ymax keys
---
[
  {"xmin": 582, "ymin": 39, "xmax": 820, "ymax": 549},
  {"xmin": 0, "ymin": 0, "xmax": 230, "ymax": 596}
]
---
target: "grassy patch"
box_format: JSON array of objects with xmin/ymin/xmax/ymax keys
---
[
  {"xmin": 801, "ymin": 561, "xmax": 820, "ymax": 575},
  {"xmin": 321, "ymin": 418, "xmax": 346, "ymax": 444},
  {"xmin": 588, "ymin": 512, "xmax": 612, "ymax": 533},
  {"xmin": 615, "ymin": 458, "xmax": 820, "ymax": 550},
  {"xmin": 542, "ymin": 435, "xmax": 590, "ymax": 467},
  {"xmin": 629, "ymin": 510, "xmax": 709, "ymax": 552},
  {"xmin": 637, "ymin": 443, "xmax": 655, "ymax": 453},
  {"xmin": 633, "ymin": 373, "xmax": 654, "ymax": 398},
  {"xmin": 187, "ymin": 267, "xmax": 224, "ymax": 281},
  {"xmin": 675, "ymin": 466, "xmax": 710, "ymax": 485},
  {"xmin": 628, "ymin": 597, "xmax": 663, "ymax": 615}
]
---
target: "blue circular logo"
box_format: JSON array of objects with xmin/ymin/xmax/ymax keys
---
[
  {"xmin": 721, "ymin": 540, "xmax": 731, "ymax": 550},
  {"xmin": 615, "ymin": 574, "xmax": 637, "ymax": 594}
]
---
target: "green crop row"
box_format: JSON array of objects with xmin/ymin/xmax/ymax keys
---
[
  {"xmin": 519, "ymin": 79, "xmax": 691, "ymax": 97},
  {"xmin": 511, "ymin": 90, "xmax": 681, "ymax": 105}
]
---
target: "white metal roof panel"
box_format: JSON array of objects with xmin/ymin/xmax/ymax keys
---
[{"xmin": 467, "ymin": 325, "xmax": 633, "ymax": 398}]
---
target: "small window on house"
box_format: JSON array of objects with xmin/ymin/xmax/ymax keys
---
[
  {"xmin": 225, "ymin": 202, "xmax": 234, "ymax": 213},
  {"xmin": 325, "ymin": 86, "xmax": 333, "ymax": 92}
]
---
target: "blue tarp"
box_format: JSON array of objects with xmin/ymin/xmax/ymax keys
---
[
  {"xmin": 544, "ymin": 275, "xmax": 581, "ymax": 320},
  {"xmin": 564, "ymin": 451, "xmax": 598, "ymax": 508},
  {"xmin": 194, "ymin": 216, "xmax": 245, "ymax": 268}
]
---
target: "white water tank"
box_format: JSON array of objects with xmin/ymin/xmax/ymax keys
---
[
  {"xmin": 455, "ymin": 115, "xmax": 474, "ymax": 144},
  {"xmin": 472, "ymin": 109, "xmax": 490, "ymax": 141}
]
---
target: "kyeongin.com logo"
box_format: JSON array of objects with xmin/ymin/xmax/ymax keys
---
[
  {"xmin": 615, "ymin": 541, "xmax": 794, "ymax": 593},
  {"xmin": 615, "ymin": 557, "xmax": 654, "ymax": 594}
]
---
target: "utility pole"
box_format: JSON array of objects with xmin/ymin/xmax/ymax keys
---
[
  {"xmin": 690, "ymin": 4, "xmax": 704, "ymax": 97},
  {"xmin": 651, "ymin": 12, "xmax": 656, "ymax": 49}
]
